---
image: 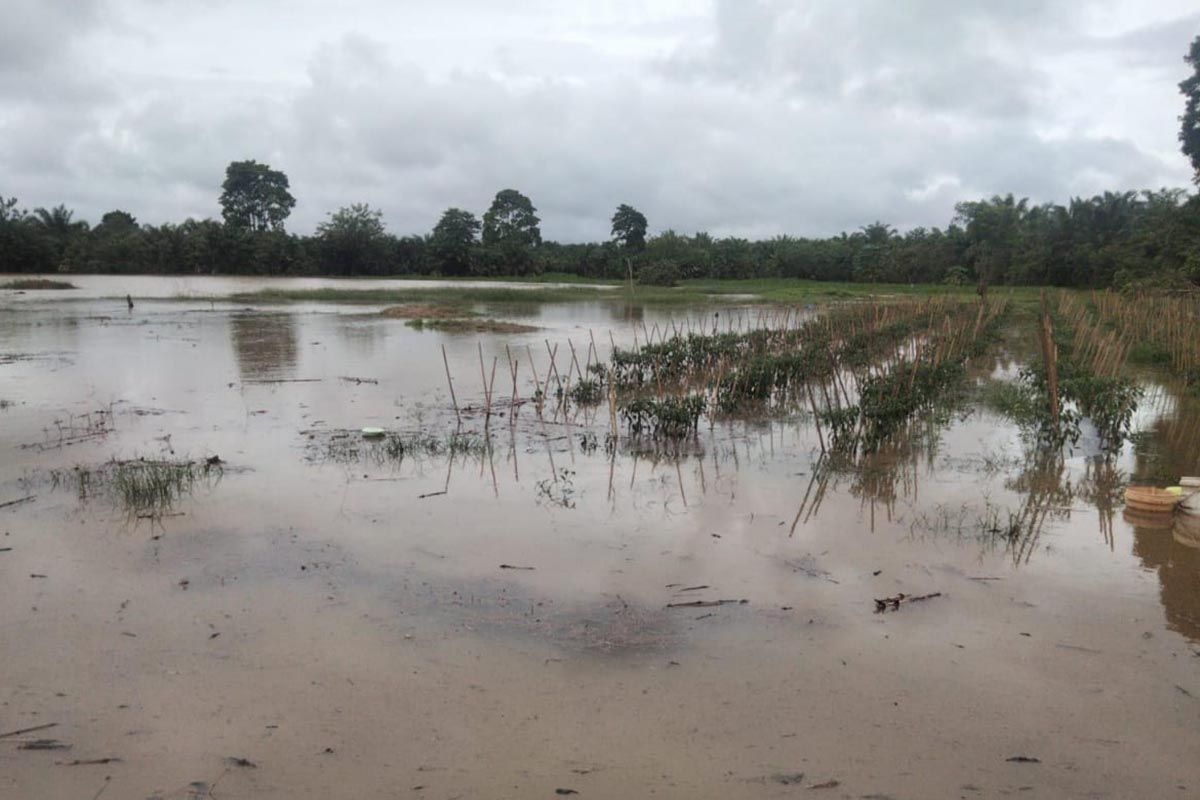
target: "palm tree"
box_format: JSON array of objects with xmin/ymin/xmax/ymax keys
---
[{"xmin": 30, "ymin": 205, "xmax": 88, "ymax": 269}]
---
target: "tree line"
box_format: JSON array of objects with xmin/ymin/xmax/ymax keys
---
[{"xmin": 3, "ymin": 36, "xmax": 1199, "ymax": 291}]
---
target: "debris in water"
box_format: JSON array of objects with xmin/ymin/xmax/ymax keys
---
[
  {"xmin": 874, "ymin": 592, "xmax": 942, "ymax": 613},
  {"xmin": 554, "ymin": 790, "xmax": 579, "ymax": 796},
  {"xmin": 809, "ymin": 779, "xmax": 840, "ymax": 789},
  {"xmin": 1006, "ymin": 756, "xmax": 1041, "ymax": 763},
  {"xmin": 18, "ymin": 739, "xmax": 71, "ymax": 750},
  {"xmin": 0, "ymin": 495, "xmax": 36, "ymax": 510},
  {"xmin": 226, "ymin": 756, "xmax": 258, "ymax": 768},
  {"xmin": 0, "ymin": 723, "xmax": 58, "ymax": 739},
  {"xmin": 770, "ymin": 772, "xmax": 805, "ymax": 785},
  {"xmin": 666, "ymin": 599, "xmax": 746, "ymax": 609},
  {"xmin": 500, "ymin": 564, "xmax": 536, "ymax": 570}
]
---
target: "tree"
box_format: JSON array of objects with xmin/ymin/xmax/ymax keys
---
[
  {"xmin": 954, "ymin": 194, "xmax": 1029, "ymax": 291},
  {"xmin": 219, "ymin": 160, "xmax": 296, "ymax": 232},
  {"xmin": 315, "ymin": 203, "xmax": 392, "ymax": 276},
  {"xmin": 482, "ymin": 189, "xmax": 541, "ymax": 248},
  {"xmin": 0, "ymin": 197, "xmax": 55, "ymax": 273},
  {"xmin": 89, "ymin": 210, "xmax": 145, "ymax": 273},
  {"xmin": 429, "ymin": 208, "xmax": 480, "ymax": 276},
  {"xmin": 1181, "ymin": 35, "xmax": 1200, "ymax": 182},
  {"xmin": 30, "ymin": 204, "xmax": 88, "ymax": 270},
  {"xmin": 611, "ymin": 204, "xmax": 648, "ymax": 251},
  {"xmin": 98, "ymin": 210, "xmax": 138, "ymax": 231}
]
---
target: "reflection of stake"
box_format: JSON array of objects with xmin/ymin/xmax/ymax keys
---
[
  {"xmin": 790, "ymin": 454, "xmax": 824, "ymax": 537},
  {"xmin": 441, "ymin": 345, "xmax": 460, "ymax": 425},
  {"xmin": 806, "ymin": 384, "xmax": 826, "ymax": 453},
  {"xmin": 478, "ymin": 343, "xmax": 493, "ymax": 424},
  {"xmin": 525, "ymin": 343, "xmax": 543, "ymax": 417}
]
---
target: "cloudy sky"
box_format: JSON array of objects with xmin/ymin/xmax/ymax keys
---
[{"xmin": 2, "ymin": 1, "xmax": 1197, "ymax": 241}]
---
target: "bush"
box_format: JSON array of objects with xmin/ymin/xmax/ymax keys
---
[{"xmin": 637, "ymin": 259, "xmax": 682, "ymax": 287}]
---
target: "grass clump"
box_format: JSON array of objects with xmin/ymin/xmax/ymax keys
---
[
  {"xmin": 51, "ymin": 457, "xmax": 222, "ymax": 513},
  {"xmin": 1, "ymin": 278, "xmax": 77, "ymax": 290},
  {"xmin": 404, "ymin": 318, "xmax": 539, "ymax": 334},
  {"xmin": 567, "ymin": 378, "xmax": 604, "ymax": 405}
]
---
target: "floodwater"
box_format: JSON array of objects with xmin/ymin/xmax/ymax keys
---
[
  {"xmin": 0, "ymin": 273, "xmax": 616, "ymax": 301},
  {"xmin": 1, "ymin": 277, "xmax": 1198, "ymax": 799}
]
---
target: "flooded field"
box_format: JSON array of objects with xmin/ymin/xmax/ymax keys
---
[{"xmin": 2, "ymin": 277, "xmax": 1199, "ymax": 799}]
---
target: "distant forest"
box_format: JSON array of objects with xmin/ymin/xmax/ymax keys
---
[{"xmin": 4, "ymin": 36, "xmax": 1200, "ymax": 291}]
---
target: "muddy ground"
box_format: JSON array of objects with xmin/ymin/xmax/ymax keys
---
[{"xmin": 1, "ymin": 279, "xmax": 1198, "ymax": 799}]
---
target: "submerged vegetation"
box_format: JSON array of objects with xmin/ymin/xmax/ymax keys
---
[
  {"xmin": 305, "ymin": 429, "xmax": 490, "ymax": 466},
  {"xmin": 50, "ymin": 457, "xmax": 223, "ymax": 514}
]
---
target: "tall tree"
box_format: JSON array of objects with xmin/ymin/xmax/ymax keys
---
[
  {"xmin": 482, "ymin": 189, "xmax": 541, "ymax": 248},
  {"xmin": 315, "ymin": 203, "xmax": 392, "ymax": 276},
  {"xmin": 219, "ymin": 160, "xmax": 296, "ymax": 232},
  {"xmin": 480, "ymin": 190, "xmax": 540, "ymax": 275},
  {"xmin": 429, "ymin": 208, "xmax": 481, "ymax": 276},
  {"xmin": 1181, "ymin": 35, "xmax": 1200, "ymax": 182},
  {"xmin": 611, "ymin": 204, "xmax": 648, "ymax": 251}
]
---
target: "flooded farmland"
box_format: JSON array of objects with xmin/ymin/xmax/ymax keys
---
[{"xmin": 2, "ymin": 278, "xmax": 1199, "ymax": 799}]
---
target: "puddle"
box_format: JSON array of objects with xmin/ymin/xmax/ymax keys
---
[{"xmin": 1, "ymin": 278, "xmax": 1198, "ymax": 799}]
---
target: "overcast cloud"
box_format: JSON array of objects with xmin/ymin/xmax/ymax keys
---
[{"xmin": 1, "ymin": 0, "xmax": 1196, "ymax": 240}]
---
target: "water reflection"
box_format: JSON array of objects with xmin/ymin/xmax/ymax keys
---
[
  {"xmin": 1131, "ymin": 512, "xmax": 1200, "ymax": 641},
  {"xmin": 334, "ymin": 318, "xmax": 384, "ymax": 358},
  {"xmin": 230, "ymin": 312, "xmax": 299, "ymax": 381}
]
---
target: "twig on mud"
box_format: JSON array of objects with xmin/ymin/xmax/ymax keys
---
[
  {"xmin": 58, "ymin": 757, "xmax": 122, "ymax": 766},
  {"xmin": 338, "ymin": 376, "xmax": 379, "ymax": 385},
  {"xmin": 0, "ymin": 495, "xmax": 36, "ymax": 510},
  {"xmin": 874, "ymin": 592, "xmax": 942, "ymax": 613},
  {"xmin": 18, "ymin": 738, "xmax": 70, "ymax": 750},
  {"xmin": 499, "ymin": 564, "xmax": 535, "ymax": 570},
  {"xmin": 0, "ymin": 722, "xmax": 57, "ymax": 739},
  {"xmin": 666, "ymin": 599, "xmax": 747, "ymax": 609}
]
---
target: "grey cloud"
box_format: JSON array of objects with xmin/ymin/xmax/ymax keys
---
[{"xmin": 0, "ymin": 1, "xmax": 1194, "ymax": 242}]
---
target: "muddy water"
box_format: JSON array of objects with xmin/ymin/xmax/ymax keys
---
[{"xmin": 1, "ymin": 281, "xmax": 1198, "ymax": 799}]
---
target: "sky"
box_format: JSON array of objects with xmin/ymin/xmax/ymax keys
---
[{"xmin": 1, "ymin": 0, "xmax": 1197, "ymax": 241}]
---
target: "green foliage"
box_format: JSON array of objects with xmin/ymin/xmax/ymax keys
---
[
  {"xmin": 567, "ymin": 378, "xmax": 604, "ymax": 405},
  {"xmin": 429, "ymin": 208, "xmax": 481, "ymax": 276},
  {"xmin": 943, "ymin": 265, "xmax": 970, "ymax": 285},
  {"xmin": 856, "ymin": 362, "xmax": 966, "ymax": 450},
  {"xmin": 1182, "ymin": 35, "xmax": 1200, "ymax": 182},
  {"xmin": 637, "ymin": 259, "xmax": 682, "ymax": 286},
  {"xmin": 481, "ymin": 189, "xmax": 540, "ymax": 274},
  {"xmin": 219, "ymin": 160, "xmax": 296, "ymax": 232},
  {"xmin": 620, "ymin": 395, "xmax": 706, "ymax": 439},
  {"xmin": 1062, "ymin": 374, "xmax": 1142, "ymax": 451},
  {"xmin": 316, "ymin": 203, "xmax": 392, "ymax": 276},
  {"xmin": 611, "ymin": 204, "xmax": 648, "ymax": 251}
]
